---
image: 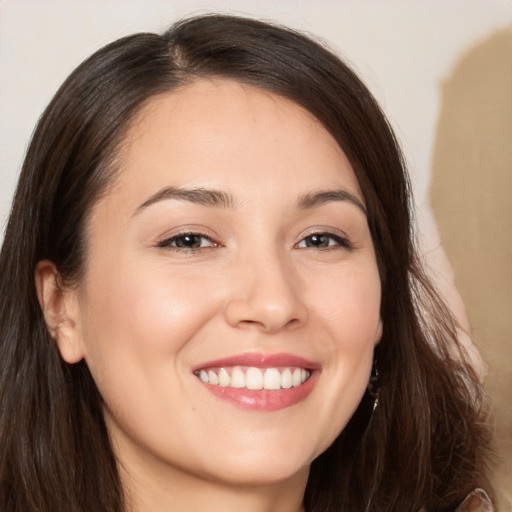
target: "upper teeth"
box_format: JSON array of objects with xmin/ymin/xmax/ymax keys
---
[{"xmin": 196, "ymin": 367, "xmax": 311, "ymax": 390}]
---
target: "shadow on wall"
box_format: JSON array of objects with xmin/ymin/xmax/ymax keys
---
[{"xmin": 430, "ymin": 27, "xmax": 512, "ymax": 511}]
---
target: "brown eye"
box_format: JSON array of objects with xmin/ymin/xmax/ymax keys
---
[
  {"xmin": 304, "ymin": 234, "xmax": 331, "ymax": 248},
  {"xmin": 297, "ymin": 233, "xmax": 351, "ymax": 250},
  {"xmin": 158, "ymin": 233, "xmax": 217, "ymax": 250}
]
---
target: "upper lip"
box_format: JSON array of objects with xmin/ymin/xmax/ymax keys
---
[{"xmin": 192, "ymin": 352, "xmax": 319, "ymax": 372}]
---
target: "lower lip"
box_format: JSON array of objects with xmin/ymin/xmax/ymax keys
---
[{"xmin": 198, "ymin": 371, "xmax": 318, "ymax": 411}]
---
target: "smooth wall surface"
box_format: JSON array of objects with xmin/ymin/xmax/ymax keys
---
[{"xmin": 1, "ymin": 1, "xmax": 511, "ymax": 509}]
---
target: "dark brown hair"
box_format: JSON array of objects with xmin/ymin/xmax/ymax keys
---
[{"xmin": 0, "ymin": 14, "xmax": 492, "ymax": 512}]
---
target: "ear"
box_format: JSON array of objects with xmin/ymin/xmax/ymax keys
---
[{"xmin": 35, "ymin": 260, "xmax": 85, "ymax": 364}]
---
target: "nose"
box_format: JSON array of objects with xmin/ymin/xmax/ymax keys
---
[{"xmin": 223, "ymin": 251, "xmax": 308, "ymax": 333}]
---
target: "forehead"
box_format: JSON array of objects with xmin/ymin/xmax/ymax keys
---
[{"xmin": 113, "ymin": 78, "xmax": 362, "ymax": 205}]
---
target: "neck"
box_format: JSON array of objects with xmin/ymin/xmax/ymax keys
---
[{"xmin": 120, "ymin": 460, "xmax": 308, "ymax": 512}]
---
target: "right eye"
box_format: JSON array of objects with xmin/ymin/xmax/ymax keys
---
[{"xmin": 157, "ymin": 233, "xmax": 218, "ymax": 251}]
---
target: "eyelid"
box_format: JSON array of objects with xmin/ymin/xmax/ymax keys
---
[
  {"xmin": 295, "ymin": 228, "xmax": 353, "ymax": 250},
  {"xmin": 156, "ymin": 228, "xmax": 222, "ymax": 252}
]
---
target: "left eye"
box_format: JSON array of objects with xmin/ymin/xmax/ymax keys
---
[
  {"xmin": 157, "ymin": 233, "xmax": 217, "ymax": 250},
  {"xmin": 296, "ymin": 233, "xmax": 350, "ymax": 249}
]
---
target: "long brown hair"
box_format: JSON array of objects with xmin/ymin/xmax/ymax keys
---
[{"xmin": 0, "ymin": 14, "xmax": 492, "ymax": 512}]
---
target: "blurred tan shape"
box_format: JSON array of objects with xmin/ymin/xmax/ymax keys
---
[{"xmin": 430, "ymin": 27, "xmax": 512, "ymax": 512}]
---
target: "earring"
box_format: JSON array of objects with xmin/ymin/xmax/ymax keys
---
[
  {"xmin": 367, "ymin": 359, "xmax": 379, "ymax": 412},
  {"xmin": 342, "ymin": 357, "xmax": 381, "ymax": 443}
]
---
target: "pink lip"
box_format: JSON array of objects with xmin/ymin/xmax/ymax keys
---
[
  {"xmin": 192, "ymin": 352, "xmax": 319, "ymax": 372},
  {"xmin": 193, "ymin": 352, "xmax": 320, "ymax": 412}
]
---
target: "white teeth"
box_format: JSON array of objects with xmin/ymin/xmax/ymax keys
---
[
  {"xmin": 264, "ymin": 368, "xmax": 281, "ymax": 390},
  {"xmin": 196, "ymin": 366, "xmax": 312, "ymax": 390},
  {"xmin": 246, "ymin": 367, "xmax": 263, "ymax": 390},
  {"xmin": 218, "ymin": 367, "xmax": 230, "ymax": 387},
  {"xmin": 292, "ymin": 368, "xmax": 302, "ymax": 387},
  {"xmin": 230, "ymin": 368, "xmax": 246, "ymax": 388},
  {"xmin": 281, "ymin": 368, "xmax": 292, "ymax": 389}
]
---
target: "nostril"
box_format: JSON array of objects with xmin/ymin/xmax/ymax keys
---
[
  {"xmin": 237, "ymin": 319, "xmax": 266, "ymax": 330},
  {"xmin": 232, "ymin": 316, "xmax": 304, "ymax": 333}
]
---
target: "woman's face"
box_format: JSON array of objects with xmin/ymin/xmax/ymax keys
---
[{"xmin": 65, "ymin": 79, "xmax": 382, "ymax": 487}]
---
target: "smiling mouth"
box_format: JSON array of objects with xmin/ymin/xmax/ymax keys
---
[{"xmin": 194, "ymin": 366, "xmax": 312, "ymax": 390}]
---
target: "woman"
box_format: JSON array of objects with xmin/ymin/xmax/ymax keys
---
[{"xmin": 0, "ymin": 14, "xmax": 493, "ymax": 512}]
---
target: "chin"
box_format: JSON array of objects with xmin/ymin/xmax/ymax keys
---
[
  {"xmin": 194, "ymin": 439, "xmax": 319, "ymax": 488},
  {"xmin": 204, "ymin": 459, "xmax": 311, "ymax": 488}
]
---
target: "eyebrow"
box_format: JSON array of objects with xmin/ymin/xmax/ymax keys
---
[
  {"xmin": 297, "ymin": 189, "xmax": 367, "ymax": 216},
  {"xmin": 133, "ymin": 186, "xmax": 366, "ymax": 217},
  {"xmin": 133, "ymin": 186, "xmax": 235, "ymax": 215}
]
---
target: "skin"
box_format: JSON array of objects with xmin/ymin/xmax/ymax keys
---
[{"xmin": 37, "ymin": 79, "xmax": 382, "ymax": 512}]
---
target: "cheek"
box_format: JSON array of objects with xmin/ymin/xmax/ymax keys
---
[
  {"xmin": 85, "ymin": 259, "xmax": 213, "ymax": 335},
  {"xmin": 303, "ymin": 262, "xmax": 381, "ymax": 443},
  {"xmin": 328, "ymin": 268, "xmax": 381, "ymax": 389},
  {"xmin": 78, "ymin": 262, "xmax": 221, "ymax": 391},
  {"xmin": 311, "ymin": 262, "xmax": 381, "ymax": 344}
]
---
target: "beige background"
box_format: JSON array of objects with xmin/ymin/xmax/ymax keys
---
[
  {"xmin": 430, "ymin": 27, "xmax": 512, "ymax": 509},
  {"xmin": 0, "ymin": 1, "xmax": 510, "ymax": 509}
]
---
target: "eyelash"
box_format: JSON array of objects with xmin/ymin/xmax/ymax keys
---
[
  {"xmin": 156, "ymin": 232, "xmax": 219, "ymax": 252},
  {"xmin": 156, "ymin": 231, "xmax": 352, "ymax": 253},
  {"xmin": 295, "ymin": 232, "xmax": 353, "ymax": 250}
]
